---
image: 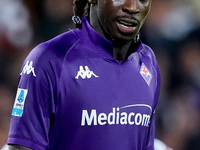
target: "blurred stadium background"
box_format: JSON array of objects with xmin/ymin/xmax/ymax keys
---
[{"xmin": 1, "ymin": 0, "xmax": 200, "ymax": 149}]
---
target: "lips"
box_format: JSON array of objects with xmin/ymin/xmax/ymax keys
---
[{"xmin": 116, "ymin": 17, "xmax": 139, "ymax": 34}]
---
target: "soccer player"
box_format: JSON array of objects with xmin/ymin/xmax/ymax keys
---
[{"xmin": 8, "ymin": 0, "xmax": 160, "ymax": 149}]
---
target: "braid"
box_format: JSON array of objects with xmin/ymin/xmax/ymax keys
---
[{"xmin": 73, "ymin": 0, "xmax": 89, "ymax": 29}]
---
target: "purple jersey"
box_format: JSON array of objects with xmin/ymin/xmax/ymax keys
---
[{"xmin": 8, "ymin": 17, "xmax": 160, "ymax": 150}]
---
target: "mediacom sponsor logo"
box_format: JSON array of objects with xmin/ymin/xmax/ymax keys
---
[{"xmin": 81, "ymin": 106, "xmax": 151, "ymax": 127}]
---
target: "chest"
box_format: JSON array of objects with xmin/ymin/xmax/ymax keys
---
[{"xmin": 57, "ymin": 56, "xmax": 157, "ymax": 123}]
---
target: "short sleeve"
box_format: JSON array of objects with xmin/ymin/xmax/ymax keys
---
[{"xmin": 7, "ymin": 44, "xmax": 57, "ymax": 150}]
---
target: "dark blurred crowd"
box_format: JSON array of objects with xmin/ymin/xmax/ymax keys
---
[
  {"xmin": 0, "ymin": 0, "xmax": 200, "ymax": 150},
  {"xmin": 142, "ymin": 0, "xmax": 200, "ymax": 150}
]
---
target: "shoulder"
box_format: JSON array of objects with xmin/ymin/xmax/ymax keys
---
[
  {"xmin": 141, "ymin": 44, "xmax": 156, "ymax": 59},
  {"xmin": 24, "ymin": 29, "xmax": 81, "ymax": 66},
  {"xmin": 141, "ymin": 43, "xmax": 160, "ymax": 77},
  {"xmin": 30, "ymin": 29, "xmax": 80, "ymax": 59},
  {"xmin": 19, "ymin": 29, "xmax": 82, "ymax": 80},
  {"xmin": 140, "ymin": 43, "xmax": 159, "ymax": 68}
]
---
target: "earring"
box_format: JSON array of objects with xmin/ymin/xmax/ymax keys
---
[
  {"xmin": 72, "ymin": 16, "xmax": 82, "ymax": 25},
  {"xmin": 88, "ymin": 0, "xmax": 97, "ymax": 4},
  {"xmin": 134, "ymin": 33, "xmax": 140, "ymax": 43}
]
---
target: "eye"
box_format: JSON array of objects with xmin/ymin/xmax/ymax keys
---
[
  {"xmin": 139, "ymin": 0, "xmax": 149, "ymax": 3},
  {"xmin": 139, "ymin": 0, "xmax": 150, "ymax": 6}
]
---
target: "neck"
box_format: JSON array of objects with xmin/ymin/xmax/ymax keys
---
[
  {"xmin": 113, "ymin": 41, "xmax": 131, "ymax": 61},
  {"xmin": 98, "ymin": 28, "xmax": 136, "ymax": 61},
  {"xmin": 114, "ymin": 39, "xmax": 140, "ymax": 61}
]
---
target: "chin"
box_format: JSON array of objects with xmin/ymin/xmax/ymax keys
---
[
  {"xmin": 117, "ymin": 34, "xmax": 136, "ymax": 43},
  {"xmin": 108, "ymin": 29, "xmax": 138, "ymax": 44},
  {"xmin": 111, "ymin": 37, "xmax": 133, "ymax": 46},
  {"xmin": 116, "ymin": 31, "xmax": 138, "ymax": 42}
]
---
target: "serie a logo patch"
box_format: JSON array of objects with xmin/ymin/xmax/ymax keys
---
[{"xmin": 11, "ymin": 88, "xmax": 28, "ymax": 117}]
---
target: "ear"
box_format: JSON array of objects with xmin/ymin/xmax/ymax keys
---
[{"xmin": 88, "ymin": 0, "xmax": 97, "ymax": 4}]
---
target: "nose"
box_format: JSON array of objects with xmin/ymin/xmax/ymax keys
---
[{"xmin": 122, "ymin": 0, "xmax": 140, "ymax": 14}]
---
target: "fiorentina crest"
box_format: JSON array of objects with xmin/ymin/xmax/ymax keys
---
[{"xmin": 140, "ymin": 63, "xmax": 152, "ymax": 86}]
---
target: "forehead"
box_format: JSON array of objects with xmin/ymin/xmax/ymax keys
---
[
  {"xmin": 111, "ymin": 0, "xmax": 125, "ymax": 6},
  {"xmin": 97, "ymin": 0, "xmax": 152, "ymax": 6}
]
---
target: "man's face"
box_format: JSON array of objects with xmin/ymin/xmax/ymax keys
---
[{"xmin": 94, "ymin": 0, "xmax": 151, "ymax": 42}]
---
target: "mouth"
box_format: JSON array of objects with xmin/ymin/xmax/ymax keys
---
[{"xmin": 116, "ymin": 17, "xmax": 139, "ymax": 34}]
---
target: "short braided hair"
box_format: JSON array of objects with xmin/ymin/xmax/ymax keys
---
[{"xmin": 73, "ymin": 0, "xmax": 89, "ymax": 29}]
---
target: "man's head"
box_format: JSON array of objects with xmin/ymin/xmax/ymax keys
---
[{"xmin": 73, "ymin": 0, "xmax": 151, "ymax": 43}]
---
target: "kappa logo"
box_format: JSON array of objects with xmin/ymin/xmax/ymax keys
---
[
  {"xmin": 140, "ymin": 63, "xmax": 152, "ymax": 86},
  {"xmin": 20, "ymin": 60, "xmax": 36, "ymax": 77},
  {"xmin": 75, "ymin": 66, "xmax": 99, "ymax": 79}
]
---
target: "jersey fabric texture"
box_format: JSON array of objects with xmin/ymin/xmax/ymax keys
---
[{"xmin": 8, "ymin": 17, "xmax": 160, "ymax": 150}]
